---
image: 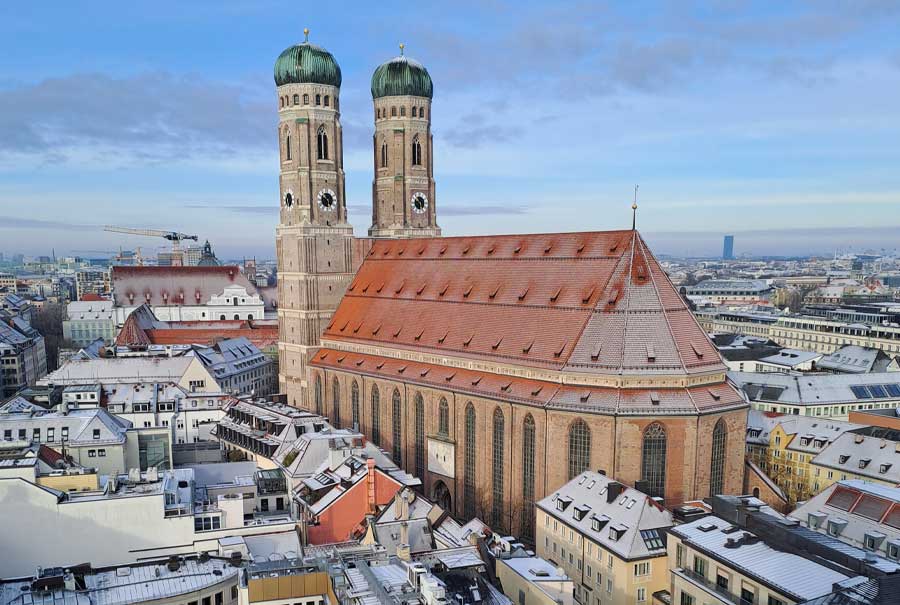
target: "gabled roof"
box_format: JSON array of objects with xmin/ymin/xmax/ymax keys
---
[
  {"xmin": 117, "ymin": 304, "xmax": 277, "ymax": 349},
  {"xmin": 321, "ymin": 231, "xmax": 723, "ymax": 378},
  {"xmin": 111, "ymin": 265, "xmax": 258, "ymax": 307}
]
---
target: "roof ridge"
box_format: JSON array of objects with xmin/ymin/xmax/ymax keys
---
[{"xmin": 616, "ymin": 232, "xmax": 638, "ymax": 374}]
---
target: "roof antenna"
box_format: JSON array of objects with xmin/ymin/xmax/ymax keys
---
[
  {"xmin": 399, "ymin": 42, "xmax": 405, "ymax": 56},
  {"xmin": 631, "ymin": 185, "xmax": 639, "ymax": 231},
  {"xmin": 303, "ymin": 28, "xmax": 309, "ymax": 43}
]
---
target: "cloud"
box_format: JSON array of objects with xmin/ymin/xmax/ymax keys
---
[
  {"xmin": 0, "ymin": 216, "xmax": 98, "ymax": 231},
  {"xmin": 0, "ymin": 72, "xmax": 273, "ymax": 162},
  {"xmin": 442, "ymin": 113, "xmax": 523, "ymax": 149},
  {"xmin": 186, "ymin": 204, "xmax": 273, "ymax": 215},
  {"xmin": 440, "ymin": 204, "xmax": 530, "ymax": 216}
]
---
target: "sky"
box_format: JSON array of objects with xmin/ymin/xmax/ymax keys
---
[{"xmin": 1, "ymin": 1, "xmax": 900, "ymax": 259}]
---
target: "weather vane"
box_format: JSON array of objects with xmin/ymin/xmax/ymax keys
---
[
  {"xmin": 304, "ymin": 28, "xmax": 309, "ymax": 42},
  {"xmin": 632, "ymin": 185, "xmax": 639, "ymax": 230},
  {"xmin": 399, "ymin": 42, "xmax": 405, "ymax": 56}
]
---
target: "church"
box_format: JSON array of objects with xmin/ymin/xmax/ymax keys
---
[{"xmin": 274, "ymin": 33, "xmax": 748, "ymax": 538}]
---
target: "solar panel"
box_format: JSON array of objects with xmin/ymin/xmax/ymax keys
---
[
  {"xmin": 885, "ymin": 384, "xmax": 900, "ymax": 398},
  {"xmin": 850, "ymin": 386, "xmax": 870, "ymax": 399},
  {"xmin": 868, "ymin": 385, "xmax": 888, "ymax": 399}
]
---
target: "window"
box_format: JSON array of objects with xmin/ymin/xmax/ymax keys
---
[
  {"xmin": 411, "ymin": 134, "xmax": 422, "ymax": 166},
  {"xmin": 285, "ymin": 133, "xmax": 292, "ymax": 160},
  {"xmin": 492, "ymin": 407, "xmax": 505, "ymax": 530},
  {"xmin": 48, "ymin": 428, "xmax": 54, "ymax": 441},
  {"xmin": 303, "ymin": 93, "xmax": 309, "ymax": 104},
  {"xmin": 314, "ymin": 375, "xmax": 323, "ymax": 415},
  {"xmin": 62, "ymin": 427, "xmax": 68, "ymax": 440},
  {"xmin": 324, "ymin": 94, "xmax": 330, "ymax": 107},
  {"xmin": 438, "ymin": 397, "xmax": 449, "ymax": 436},
  {"xmin": 412, "ymin": 106, "xmax": 418, "ymax": 117},
  {"xmin": 88, "ymin": 450, "xmax": 96, "ymax": 458},
  {"xmin": 710, "ymin": 418, "xmax": 727, "ymax": 496},
  {"xmin": 391, "ymin": 106, "xmax": 397, "ymax": 117},
  {"xmin": 568, "ymin": 419, "xmax": 591, "ymax": 480},
  {"xmin": 98, "ymin": 449, "xmax": 106, "ymax": 457},
  {"xmin": 464, "ymin": 403, "xmax": 476, "ymax": 519},
  {"xmin": 33, "ymin": 428, "xmax": 40, "ymax": 442},
  {"xmin": 522, "ymin": 414, "xmax": 536, "ymax": 539},
  {"xmin": 400, "ymin": 106, "xmax": 406, "ymax": 117},
  {"xmin": 317, "ymin": 125, "xmax": 329, "ymax": 160},
  {"xmin": 392, "ymin": 389, "xmax": 402, "ymax": 463},
  {"xmin": 716, "ymin": 573, "xmax": 729, "ymax": 590},
  {"xmin": 420, "ymin": 107, "xmax": 426, "ymax": 119},
  {"xmin": 215, "ymin": 592, "xmax": 223, "ymax": 605},
  {"xmin": 637, "ymin": 587, "xmax": 646, "ymax": 602},
  {"xmin": 315, "ymin": 94, "xmax": 321, "ymax": 105},
  {"xmin": 741, "ymin": 587, "xmax": 755, "ymax": 604},
  {"xmin": 692, "ymin": 556, "xmax": 707, "ymax": 577},
  {"xmin": 93, "ymin": 429, "xmax": 101, "ymax": 440},
  {"xmin": 768, "ymin": 597, "xmax": 784, "ymax": 605},
  {"xmin": 380, "ymin": 141, "xmax": 388, "ymax": 168},
  {"xmin": 641, "ymin": 423, "xmax": 667, "ymax": 498},
  {"xmin": 332, "ymin": 378, "xmax": 341, "ymax": 427},
  {"xmin": 676, "ymin": 543, "xmax": 684, "ymax": 568},
  {"xmin": 371, "ymin": 386, "xmax": 381, "ymax": 445},
  {"xmin": 680, "ymin": 592, "xmax": 695, "ymax": 605},
  {"xmin": 634, "ymin": 562, "xmax": 650, "ymax": 576},
  {"xmin": 415, "ymin": 393, "xmax": 425, "ymax": 481},
  {"xmin": 351, "ymin": 381, "xmax": 360, "ymax": 429},
  {"xmin": 292, "ymin": 93, "xmax": 299, "ymax": 105}
]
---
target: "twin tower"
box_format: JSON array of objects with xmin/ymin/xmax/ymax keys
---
[{"xmin": 275, "ymin": 33, "xmax": 440, "ymax": 406}]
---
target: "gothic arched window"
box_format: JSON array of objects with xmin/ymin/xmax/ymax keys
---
[
  {"xmin": 438, "ymin": 398, "xmax": 449, "ymax": 436},
  {"xmin": 464, "ymin": 403, "xmax": 476, "ymax": 519},
  {"xmin": 522, "ymin": 414, "xmax": 536, "ymax": 539},
  {"xmin": 642, "ymin": 423, "xmax": 667, "ymax": 498},
  {"xmin": 314, "ymin": 375, "xmax": 323, "ymax": 415},
  {"xmin": 351, "ymin": 381, "xmax": 360, "ymax": 429},
  {"xmin": 371, "ymin": 386, "xmax": 381, "ymax": 445},
  {"xmin": 391, "ymin": 389, "xmax": 402, "ymax": 463},
  {"xmin": 411, "ymin": 106, "xmax": 417, "ymax": 118},
  {"xmin": 279, "ymin": 97, "xmax": 284, "ymax": 108},
  {"xmin": 420, "ymin": 107, "xmax": 426, "ymax": 119},
  {"xmin": 324, "ymin": 95, "xmax": 330, "ymax": 107},
  {"xmin": 411, "ymin": 135, "xmax": 422, "ymax": 166},
  {"xmin": 380, "ymin": 141, "xmax": 388, "ymax": 168},
  {"xmin": 317, "ymin": 126, "xmax": 328, "ymax": 160},
  {"xmin": 415, "ymin": 393, "xmax": 425, "ymax": 481},
  {"xmin": 492, "ymin": 407, "xmax": 505, "ymax": 529},
  {"xmin": 710, "ymin": 419, "xmax": 727, "ymax": 497},
  {"xmin": 303, "ymin": 93, "xmax": 309, "ymax": 105},
  {"xmin": 284, "ymin": 133, "xmax": 292, "ymax": 161},
  {"xmin": 332, "ymin": 378, "xmax": 341, "ymax": 427},
  {"xmin": 568, "ymin": 419, "xmax": 590, "ymax": 480}
]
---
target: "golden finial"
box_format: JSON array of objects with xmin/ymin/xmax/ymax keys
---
[
  {"xmin": 631, "ymin": 185, "xmax": 639, "ymax": 230},
  {"xmin": 399, "ymin": 42, "xmax": 405, "ymax": 56},
  {"xmin": 303, "ymin": 28, "xmax": 310, "ymax": 42}
]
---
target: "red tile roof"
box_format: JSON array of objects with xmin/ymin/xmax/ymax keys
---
[
  {"xmin": 111, "ymin": 265, "xmax": 257, "ymax": 307},
  {"xmin": 116, "ymin": 304, "xmax": 278, "ymax": 350},
  {"xmin": 79, "ymin": 293, "xmax": 106, "ymax": 302},
  {"xmin": 310, "ymin": 348, "xmax": 744, "ymax": 414},
  {"xmin": 321, "ymin": 230, "xmax": 723, "ymax": 377}
]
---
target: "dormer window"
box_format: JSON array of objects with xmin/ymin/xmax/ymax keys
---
[
  {"xmin": 880, "ymin": 463, "xmax": 892, "ymax": 474},
  {"xmin": 609, "ymin": 524, "xmax": 627, "ymax": 541},
  {"xmin": 839, "ymin": 455, "xmax": 850, "ymax": 464},
  {"xmin": 858, "ymin": 458, "xmax": 871, "ymax": 469},
  {"xmin": 573, "ymin": 504, "xmax": 590, "ymax": 521}
]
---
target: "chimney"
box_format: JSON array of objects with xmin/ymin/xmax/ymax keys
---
[
  {"xmin": 607, "ymin": 481, "xmax": 624, "ymax": 504},
  {"xmin": 366, "ymin": 458, "xmax": 377, "ymax": 514}
]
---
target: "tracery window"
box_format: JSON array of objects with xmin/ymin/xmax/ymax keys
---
[
  {"xmin": 492, "ymin": 408, "xmax": 505, "ymax": 529},
  {"xmin": 411, "ymin": 135, "xmax": 422, "ymax": 166},
  {"xmin": 317, "ymin": 126, "xmax": 328, "ymax": 160},
  {"xmin": 314, "ymin": 375, "xmax": 323, "ymax": 414},
  {"xmin": 642, "ymin": 423, "xmax": 667, "ymax": 498},
  {"xmin": 522, "ymin": 414, "xmax": 536, "ymax": 539},
  {"xmin": 710, "ymin": 419, "xmax": 727, "ymax": 496},
  {"xmin": 438, "ymin": 398, "xmax": 449, "ymax": 436},
  {"xmin": 464, "ymin": 403, "xmax": 476, "ymax": 519},
  {"xmin": 392, "ymin": 389, "xmax": 402, "ymax": 463},
  {"xmin": 371, "ymin": 386, "xmax": 381, "ymax": 445},
  {"xmin": 332, "ymin": 378, "xmax": 341, "ymax": 427},
  {"xmin": 568, "ymin": 419, "xmax": 590, "ymax": 480},
  {"xmin": 415, "ymin": 393, "xmax": 425, "ymax": 481},
  {"xmin": 351, "ymin": 381, "xmax": 360, "ymax": 429}
]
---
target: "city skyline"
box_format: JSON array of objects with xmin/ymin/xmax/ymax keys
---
[{"xmin": 2, "ymin": 1, "xmax": 900, "ymax": 258}]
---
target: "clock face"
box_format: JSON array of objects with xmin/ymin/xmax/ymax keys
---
[
  {"xmin": 411, "ymin": 192, "xmax": 428, "ymax": 214},
  {"xmin": 284, "ymin": 191, "xmax": 293, "ymax": 207},
  {"xmin": 317, "ymin": 188, "xmax": 336, "ymax": 211}
]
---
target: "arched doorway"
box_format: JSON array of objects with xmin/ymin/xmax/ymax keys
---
[{"xmin": 432, "ymin": 480, "xmax": 452, "ymax": 512}]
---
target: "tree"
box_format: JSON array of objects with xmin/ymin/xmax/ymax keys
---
[{"xmin": 31, "ymin": 302, "xmax": 66, "ymax": 371}]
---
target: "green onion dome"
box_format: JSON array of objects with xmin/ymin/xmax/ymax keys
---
[
  {"xmin": 371, "ymin": 51, "xmax": 433, "ymax": 99},
  {"xmin": 274, "ymin": 33, "xmax": 342, "ymax": 88}
]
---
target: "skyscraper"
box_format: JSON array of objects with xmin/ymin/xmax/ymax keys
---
[{"xmin": 723, "ymin": 235, "xmax": 734, "ymax": 260}]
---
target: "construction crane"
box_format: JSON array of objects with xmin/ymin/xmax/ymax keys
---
[{"xmin": 104, "ymin": 226, "xmax": 198, "ymax": 265}]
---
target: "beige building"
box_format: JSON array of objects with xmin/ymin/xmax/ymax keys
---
[
  {"xmin": 496, "ymin": 556, "xmax": 575, "ymax": 605},
  {"xmin": 667, "ymin": 515, "xmax": 854, "ymax": 605},
  {"xmin": 536, "ymin": 472, "xmax": 672, "ymax": 605}
]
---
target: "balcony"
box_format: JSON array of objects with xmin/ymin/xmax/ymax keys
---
[{"xmin": 674, "ymin": 568, "xmax": 753, "ymax": 605}]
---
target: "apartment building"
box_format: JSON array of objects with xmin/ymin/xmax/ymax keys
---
[
  {"xmin": 667, "ymin": 515, "xmax": 856, "ymax": 605},
  {"xmin": 809, "ymin": 427, "xmax": 900, "ymax": 492},
  {"xmin": 62, "ymin": 299, "xmax": 116, "ymax": 346},
  {"xmin": 536, "ymin": 471, "xmax": 673, "ymax": 605}
]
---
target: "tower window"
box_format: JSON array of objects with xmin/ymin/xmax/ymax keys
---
[
  {"xmin": 420, "ymin": 106, "xmax": 425, "ymax": 119},
  {"xmin": 411, "ymin": 135, "xmax": 422, "ymax": 166},
  {"xmin": 400, "ymin": 106, "xmax": 406, "ymax": 117},
  {"xmin": 303, "ymin": 93, "xmax": 309, "ymax": 104},
  {"xmin": 380, "ymin": 141, "xmax": 388, "ymax": 168},
  {"xmin": 279, "ymin": 97, "xmax": 284, "ymax": 108},
  {"xmin": 391, "ymin": 106, "xmax": 397, "ymax": 117},
  {"xmin": 315, "ymin": 94, "xmax": 321, "ymax": 105},
  {"xmin": 317, "ymin": 126, "xmax": 329, "ymax": 160},
  {"xmin": 324, "ymin": 95, "xmax": 330, "ymax": 107},
  {"xmin": 412, "ymin": 106, "xmax": 417, "ymax": 118},
  {"xmin": 285, "ymin": 134, "xmax": 292, "ymax": 161},
  {"xmin": 293, "ymin": 94, "xmax": 299, "ymax": 105}
]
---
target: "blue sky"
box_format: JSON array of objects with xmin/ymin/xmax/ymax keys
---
[{"xmin": 2, "ymin": 1, "xmax": 900, "ymax": 259}]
